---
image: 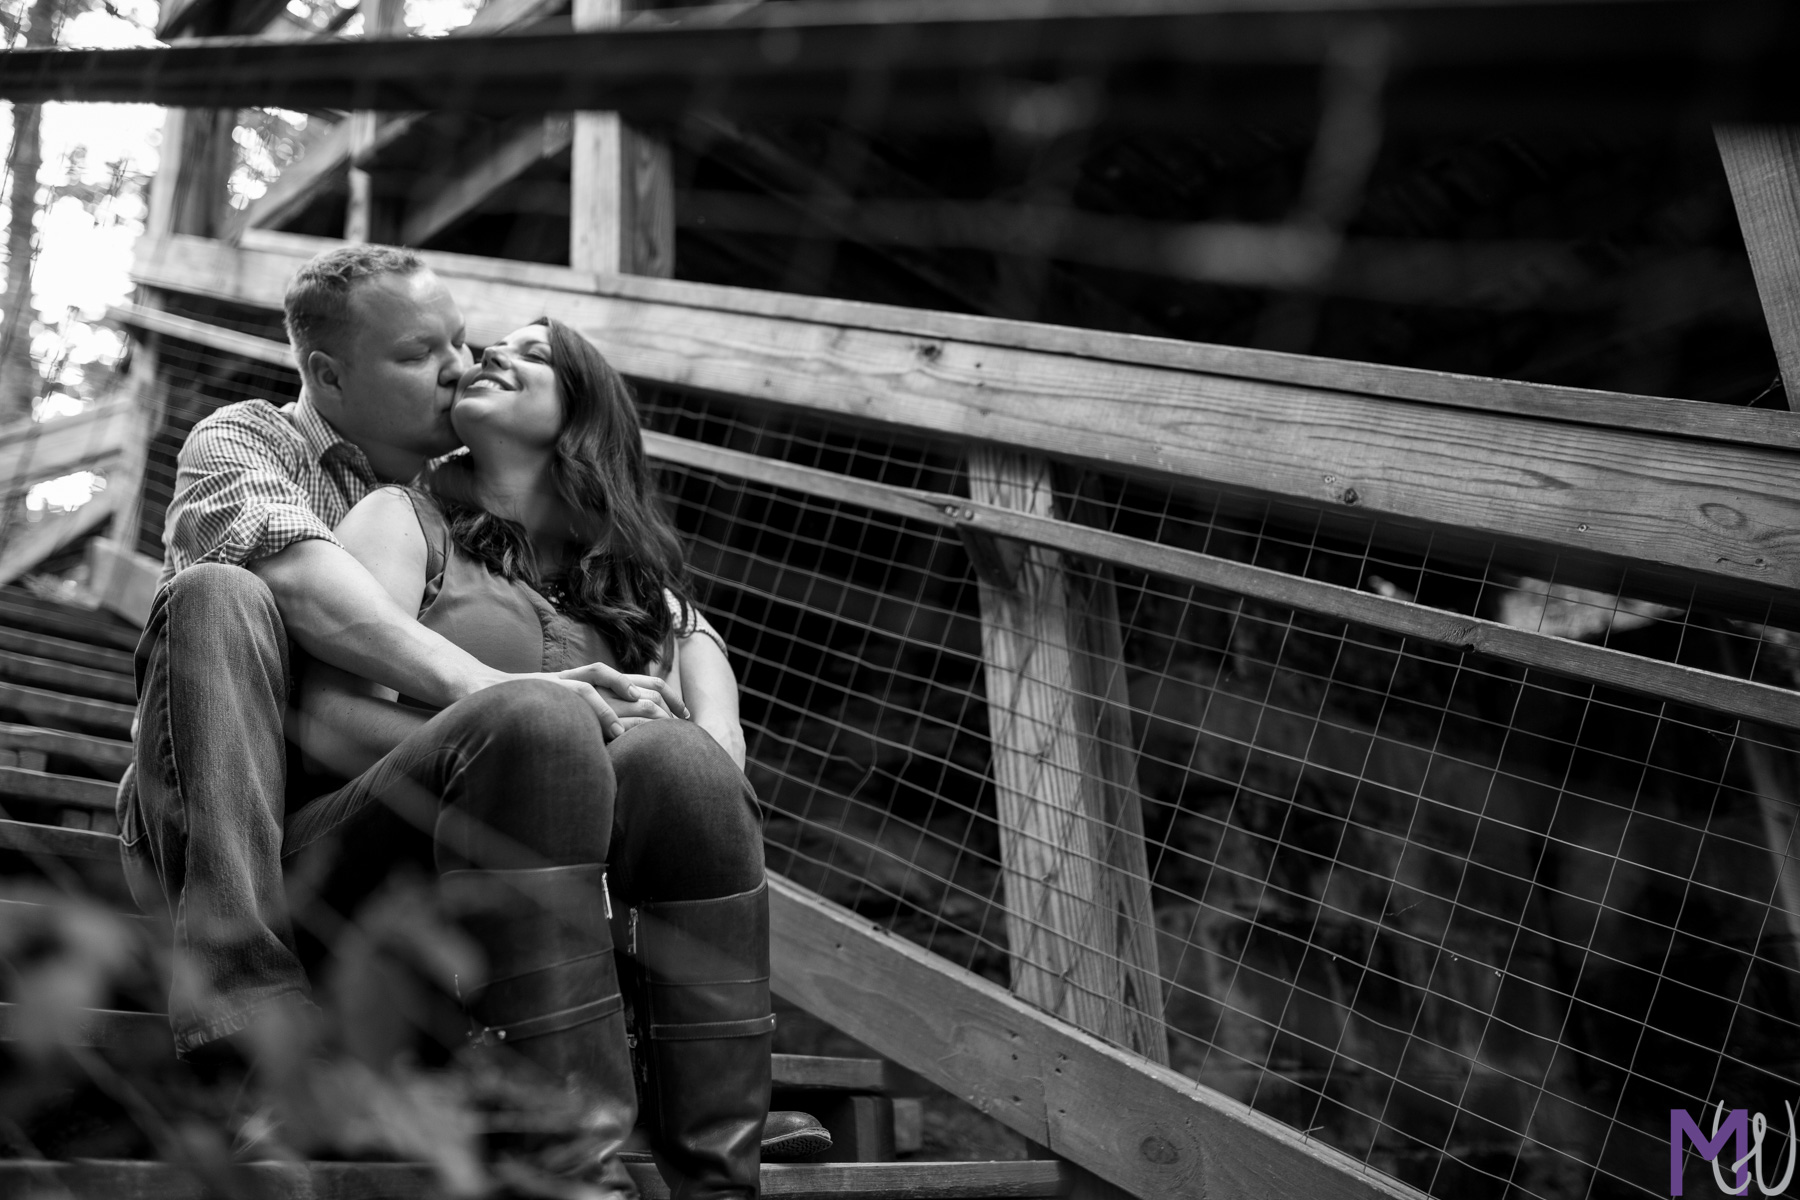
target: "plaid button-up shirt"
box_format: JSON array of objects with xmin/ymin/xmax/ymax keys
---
[{"xmin": 160, "ymin": 394, "xmax": 381, "ymax": 587}]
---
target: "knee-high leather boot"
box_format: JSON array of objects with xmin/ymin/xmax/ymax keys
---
[
  {"xmin": 626, "ymin": 879, "xmax": 778, "ymax": 1200},
  {"xmin": 440, "ymin": 864, "xmax": 639, "ymax": 1198}
]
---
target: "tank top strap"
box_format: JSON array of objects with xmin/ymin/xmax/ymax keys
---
[{"xmin": 400, "ymin": 487, "xmax": 452, "ymax": 613}]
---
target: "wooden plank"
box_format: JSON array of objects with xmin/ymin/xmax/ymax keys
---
[
  {"xmin": 0, "ymin": 722, "xmax": 133, "ymax": 773},
  {"xmin": 643, "ymin": 431, "xmax": 1800, "ymax": 736},
  {"xmin": 106, "ymin": 325, "xmax": 164, "ymax": 554},
  {"xmin": 0, "ymin": 627, "xmax": 131, "ymax": 671},
  {"xmin": 0, "ymin": 766, "xmax": 117, "ymax": 811},
  {"xmin": 570, "ymin": 0, "xmax": 674, "ymax": 277},
  {"xmin": 769, "ymin": 873, "xmax": 1428, "ymax": 1200},
  {"xmin": 130, "ymin": 234, "xmax": 1800, "ymax": 613},
  {"xmin": 1718, "ymin": 125, "xmax": 1800, "ymax": 410},
  {"xmin": 0, "ymin": 681, "xmax": 136, "ymax": 737},
  {"xmin": 967, "ymin": 449, "xmax": 1166, "ymax": 1062},
  {"xmin": 0, "ymin": 402, "xmax": 130, "ymax": 493},
  {"xmin": 400, "ymin": 114, "xmax": 574, "ymax": 246},
  {"xmin": 5, "ymin": 2, "xmax": 1800, "ymax": 130},
  {"xmin": 108, "ymin": 301, "xmax": 293, "ymax": 368},
  {"xmin": 0, "ymin": 493, "xmax": 117, "ymax": 589},
  {"xmin": 0, "ymin": 650, "xmax": 135, "ymax": 702},
  {"xmin": 0, "ymin": 1159, "xmax": 1068, "ymax": 1199},
  {"xmin": 0, "ymin": 816, "xmax": 120, "ymax": 861},
  {"xmin": 85, "ymin": 538, "xmax": 162, "ymax": 627},
  {"xmin": 0, "ymin": 591, "xmax": 140, "ymax": 650},
  {"xmin": 771, "ymin": 1053, "xmax": 895, "ymax": 1094}
]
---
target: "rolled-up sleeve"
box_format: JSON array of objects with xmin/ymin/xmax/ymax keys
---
[{"xmin": 165, "ymin": 408, "xmax": 342, "ymax": 573}]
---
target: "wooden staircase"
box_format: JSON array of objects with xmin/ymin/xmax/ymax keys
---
[{"xmin": 0, "ymin": 586, "xmax": 1072, "ymax": 1200}]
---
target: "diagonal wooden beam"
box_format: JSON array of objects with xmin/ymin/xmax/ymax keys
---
[
  {"xmin": 0, "ymin": 404, "xmax": 131, "ymax": 494},
  {"xmin": 1717, "ymin": 125, "xmax": 1800, "ymax": 410},
  {"xmin": 228, "ymin": 0, "xmax": 566, "ymax": 241},
  {"xmin": 0, "ymin": 492, "xmax": 117, "ymax": 589},
  {"xmin": 399, "ymin": 114, "xmax": 574, "ymax": 246}
]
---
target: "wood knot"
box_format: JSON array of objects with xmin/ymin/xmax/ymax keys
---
[{"xmin": 1140, "ymin": 1134, "xmax": 1180, "ymax": 1165}]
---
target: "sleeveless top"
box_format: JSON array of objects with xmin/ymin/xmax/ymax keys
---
[{"xmin": 401, "ymin": 488, "xmax": 665, "ymax": 679}]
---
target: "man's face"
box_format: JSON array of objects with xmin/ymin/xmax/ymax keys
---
[{"xmin": 311, "ymin": 269, "xmax": 471, "ymax": 476}]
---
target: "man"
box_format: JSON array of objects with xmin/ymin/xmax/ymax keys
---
[{"xmin": 119, "ymin": 245, "xmax": 823, "ymax": 1190}]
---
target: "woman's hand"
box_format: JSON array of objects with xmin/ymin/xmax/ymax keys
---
[{"xmin": 550, "ymin": 661, "xmax": 689, "ymax": 738}]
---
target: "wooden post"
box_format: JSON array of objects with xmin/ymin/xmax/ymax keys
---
[
  {"xmin": 967, "ymin": 448, "xmax": 1167, "ymax": 1066},
  {"xmin": 346, "ymin": 0, "xmax": 404, "ymax": 244},
  {"xmin": 1717, "ymin": 126, "xmax": 1800, "ymax": 409},
  {"xmin": 570, "ymin": 0, "xmax": 673, "ymax": 276}
]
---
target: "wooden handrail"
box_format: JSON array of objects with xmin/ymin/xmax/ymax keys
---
[{"xmin": 107, "ymin": 283, "xmax": 1800, "ymax": 734}]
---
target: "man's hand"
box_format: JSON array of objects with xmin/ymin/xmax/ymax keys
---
[{"xmin": 546, "ymin": 664, "xmax": 687, "ymax": 740}]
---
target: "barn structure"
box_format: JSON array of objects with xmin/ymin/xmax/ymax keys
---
[{"xmin": 2, "ymin": 2, "xmax": 1800, "ymax": 1197}]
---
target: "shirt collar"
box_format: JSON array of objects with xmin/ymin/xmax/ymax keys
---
[{"xmin": 292, "ymin": 391, "xmax": 377, "ymax": 479}]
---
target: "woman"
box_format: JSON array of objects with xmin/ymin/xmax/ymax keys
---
[{"xmin": 286, "ymin": 319, "xmax": 807, "ymax": 1198}]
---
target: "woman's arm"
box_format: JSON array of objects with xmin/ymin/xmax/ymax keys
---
[
  {"xmin": 293, "ymin": 488, "xmax": 435, "ymax": 775},
  {"xmin": 677, "ymin": 623, "xmax": 746, "ymax": 770}
]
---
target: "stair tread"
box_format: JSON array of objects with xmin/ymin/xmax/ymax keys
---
[
  {"xmin": 0, "ymin": 625, "xmax": 135, "ymax": 673},
  {"xmin": 0, "ymin": 816, "xmax": 121, "ymax": 860},
  {"xmin": 0, "ymin": 679, "xmax": 136, "ymax": 736},
  {"xmin": 0, "ymin": 1159, "xmax": 1069, "ymax": 1198},
  {"xmin": 0, "ymin": 592, "xmax": 140, "ymax": 651},
  {"xmin": 0, "ymin": 765, "xmax": 118, "ymax": 810},
  {"xmin": 0, "ymin": 721, "xmax": 133, "ymax": 773},
  {"xmin": 0, "ymin": 649, "xmax": 136, "ymax": 702}
]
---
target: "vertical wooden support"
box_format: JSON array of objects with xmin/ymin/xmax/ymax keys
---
[
  {"xmin": 1717, "ymin": 126, "xmax": 1800, "ymax": 409},
  {"xmin": 570, "ymin": 0, "xmax": 674, "ymax": 276},
  {"xmin": 966, "ymin": 448, "xmax": 1167, "ymax": 1067},
  {"xmin": 346, "ymin": 0, "xmax": 403, "ymax": 244}
]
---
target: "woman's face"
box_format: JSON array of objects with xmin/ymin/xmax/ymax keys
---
[{"xmin": 452, "ymin": 324, "xmax": 562, "ymax": 453}]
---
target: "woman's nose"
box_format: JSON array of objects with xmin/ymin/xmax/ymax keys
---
[{"xmin": 482, "ymin": 345, "xmax": 511, "ymax": 368}]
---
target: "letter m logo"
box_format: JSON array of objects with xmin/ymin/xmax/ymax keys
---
[{"xmin": 1671, "ymin": 1108, "xmax": 1749, "ymax": 1196}]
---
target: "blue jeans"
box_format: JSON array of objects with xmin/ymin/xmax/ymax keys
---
[{"xmin": 120, "ymin": 563, "xmax": 761, "ymax": 1057}]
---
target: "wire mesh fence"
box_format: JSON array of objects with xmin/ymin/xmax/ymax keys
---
[{"xmin": 629, "ymin": 382, "xmax": 1800, "ymax": 1200}]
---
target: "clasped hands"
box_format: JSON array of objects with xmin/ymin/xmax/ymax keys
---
[{"xmin": 541, "ymin": 661, "xmax": 687, "ymax": 741}]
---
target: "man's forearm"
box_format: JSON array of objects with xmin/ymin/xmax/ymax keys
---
[
  {"xmin": 678, "ymin": 630, "xmax": 746, "ymax": 769},
  {"xmin": 252, "ymin": 538, "xmax": 494, "ymax": 707}
]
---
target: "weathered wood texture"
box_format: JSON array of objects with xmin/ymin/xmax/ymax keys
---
[
  {"xmin": 0, "ymin": 721, "xmax": 133, "ymax": 773},
  {"xmin": 966, "ymin": 448, "xmax": 1165, "ymax": 1063},
  {"xmin": 133, "ymin": 233, "xmax": 1800, "ymax": 610},
  {"xmin": 1718, "ymin": 124, "xmax": 1800, "ymax": 410},
  {"xmin": 769, "ymin": 874, "xmax": 1430, "ymax": 1200},
  {"xmin": 0, "ymin": 402, "xmax": 130, "ymax": 491},
  {"xmin": 6, "ymin": 1, "xmax": 1800, "ymax": 130},
  {"xmin": 0, "ymin": 627, "xmax": 132, "ymax": 673},
  {"xmin": 570, "ymin": 0, "xmax": 674, "ymax": 277},
  {"xmin": 85, "ymin": 293, "xmax": 1800, "ymax": 733},
  {"xmin": 0, "ymin": 764, "xmax": 117, "ymax": 810},
  {"xmin": 108, "ymin": 301, "xmax": 293, "ymax": 367},
  {"xmin": 0, "ymin": 590, "xmax": 140, "ymax": 650},
  {"xmin": 0, "ymin": 680, "xmax": 135, "ymax": 736},
  {"xmin": 0, "ymin": 815, "xmax": 119, "ymax": 860},
  {"xmin": 0, "ymin": 650, "xmax": 134, "ymax": 702}
]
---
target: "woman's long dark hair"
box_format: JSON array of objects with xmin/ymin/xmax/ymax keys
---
[{"xmin": 423, "ymin": 317, "xmax": 693, "ymax": 671}]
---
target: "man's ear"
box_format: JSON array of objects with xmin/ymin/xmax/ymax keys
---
[{"xmin": 305, "ymin": 349, "xmax": 347, "ymax": 400}]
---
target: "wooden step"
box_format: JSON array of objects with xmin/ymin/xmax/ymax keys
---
[
  {"xmin": 0, "ymin": 625, "xmax": 135, "ymax": 673},
  {"xmin": 0, "ymin": 1159, "xmax": 1070, "ymax": 1198},
  {"xmin": 0, "ymin": 649, "xmax": 135, "ymax": 702},
  {"xmin": 0, "ymin": 591, "xmax": 140, "ymax": 651},
  {"xmin": 0, "ymin": 721, "xmax": 133, "ymax": 776},
  {"xmin": 0, "ymin": 816, "xmax": 121, "ymax": 861},
  {"xmin": 771, "ymin": 1052, "xmax": 899, "ymax": 1094},
  {"xmin": 0, "ymin": 679, "xmax": 135, "ymax": 737},
  {"xmin": 0, "ymin": 765, "xmax": 116, "ymax": 810}
]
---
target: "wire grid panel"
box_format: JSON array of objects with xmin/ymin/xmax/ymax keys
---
[{"xmin": 641, "ymin": 387, "xmax": 1800, "ymax": 1200}]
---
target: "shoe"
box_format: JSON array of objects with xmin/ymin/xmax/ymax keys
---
[
  {"xmin": 760, "ymin": 1111, "xmax": 832, "ymax": 1161},
  {"xmin": 441, "ymin": 865, "xmax": 640, "ymax": 1199},
  {"xmin": 624, "ymin": 879, "xmax": 777, "ymax": 1199}
]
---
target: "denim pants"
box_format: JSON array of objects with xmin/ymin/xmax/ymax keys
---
[{"xmin": 120, "ymin": 562, "xmax": 762, "ymax": 1057}]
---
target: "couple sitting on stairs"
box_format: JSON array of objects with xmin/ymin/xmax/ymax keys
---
[{"xmin": 114, "ymin": 244, "xmax": 827, "ymax": 1197}]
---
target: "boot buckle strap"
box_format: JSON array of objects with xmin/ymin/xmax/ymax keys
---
[
  {"xmin": 472, "ymin": 992, "xmax": 625, "ymax": 1046},
  {"xmin": 648, "ymin": 1013, "xmax": 776, "ymax": 1041}
]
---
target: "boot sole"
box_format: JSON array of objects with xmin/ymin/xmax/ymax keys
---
[{"xmin": 761, "ymin": 1129, "xmax": 835, "ymax": 1160}]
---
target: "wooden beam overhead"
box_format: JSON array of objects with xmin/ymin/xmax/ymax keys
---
[
  {"xmin": 7, "ymin": 0, "xmax": 1800, "ymax": 130},
  {"xmin": 134, "ymin": 232, "xmax": 1800, "ymax": 613}
]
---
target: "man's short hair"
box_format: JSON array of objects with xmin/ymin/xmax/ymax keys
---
[{"xmin": 283, "ymin": 244, "xmax": 426, "ymax": 368}]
